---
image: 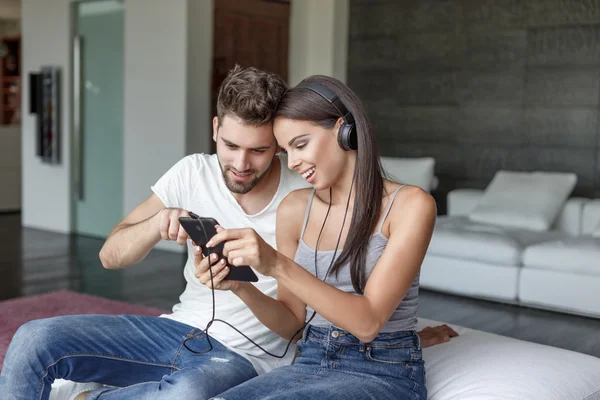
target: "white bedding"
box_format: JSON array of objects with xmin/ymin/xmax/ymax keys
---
[{"xmin": 418, "ymin": 318, "xmax": 600, "ymax": 400}]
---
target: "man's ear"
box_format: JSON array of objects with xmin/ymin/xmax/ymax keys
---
[{"xmin": 212, "ymin": 116, "xmax": 219, "ymax": 142}]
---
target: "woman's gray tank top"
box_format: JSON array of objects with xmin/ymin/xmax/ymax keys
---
[{"xmin": 293, "ymin": 186, "xmax": 419, "ymax": 333}]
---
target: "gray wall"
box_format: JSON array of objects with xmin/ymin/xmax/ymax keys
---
[{"xmin": 348, "ymin": 0, "xmax": 600, "ymax": 210}]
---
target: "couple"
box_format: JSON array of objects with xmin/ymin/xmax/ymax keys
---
[{"xmin": 0, "ymin": 66, "xmax": 456, "ymax": 399}]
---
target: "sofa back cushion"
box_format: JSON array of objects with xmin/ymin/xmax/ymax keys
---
[
  {"xmin": 380, "ymin": 157, "xmax": 435, "ymax": 192},
  {"xmin": 467, "ymin": 171, "xmax": 577, "ymax": 231},
  {"xmin": 447, "ymin": 188, "xmax": 585, "ymax": 235}
]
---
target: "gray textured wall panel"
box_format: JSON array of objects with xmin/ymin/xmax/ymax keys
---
[
  {"xmin": 371, "ymin": 106, "xmax": 459, "ymax": 143},
  {"xmin": 350, "ymin": 33, "xmax": 463, "ymax": 71},
  {"xmin": 463, "ymin": 0, "xmax": 525, "ymax": 30},
  {"xmin": 522, "ymin": 108, "xmax": 598, "ymax": 147},
  {"xmin": 464, "ymin": 30, "xmax": 526, "ymax": 68},
  {"xmin": 456, "ymin": 108, "xmax": 524, "ymax": 144},
  {"xmin": 524, "ymin": 67, "xmax": 600, "ymax": 106},
  {"xmin": 526, "ymin": 0, "xmax": 600, "ymax": 26},
  {"xmin": 528, "ymin": 25, "xmax": 600, "ymax": 65},
  {"xmin": 456, "ymin": 70, "xmax": 524, "ymax": 106},
  {"xmin": 349, "ymin": 0, "xmax": 600, "ymax": 207}
]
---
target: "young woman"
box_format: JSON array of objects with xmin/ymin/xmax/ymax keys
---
[{"xmin": 196, "ymin": 75, "xmax": 436, "ymax": 399}]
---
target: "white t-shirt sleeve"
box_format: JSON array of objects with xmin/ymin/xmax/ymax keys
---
[{"xmin": 151, "ymin": 155, "xmax": 201, "ymax": 210}]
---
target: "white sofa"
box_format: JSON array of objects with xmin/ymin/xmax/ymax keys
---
[{"xmin": 420, "ymin": 188, "xmax": 600, "ymax": 318}]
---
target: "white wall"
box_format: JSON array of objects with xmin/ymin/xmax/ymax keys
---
[
  {"xmin": 185, "ymin": 0, "xmax": 213, "ymax": 155},
  {"xmin": 124, "ymin": 0, "xmax": 213, "ymax": 252},
  {"xmin": 123, "ymin": 0, "xmax": 188, "ymax": 217},
  {"xmin": 21, "ymin": 0, "xmax": 72, "ymax": 232},
  {"xmin": 289, "ymin": 0, "xmax": 349, "ymax": 86}
]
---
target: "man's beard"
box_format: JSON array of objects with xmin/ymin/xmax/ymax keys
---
[{"xmin": 221, "ymin": 165, "xmax": 271, "ymax": 194}]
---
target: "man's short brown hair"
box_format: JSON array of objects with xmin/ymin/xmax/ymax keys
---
[{"xmin": 216, "ymin": 65, "xmax": 287, "ymax": 126}]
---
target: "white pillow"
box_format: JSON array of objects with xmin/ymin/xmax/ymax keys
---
[
  {"xmin": 380, "ymin": 157, "xmax": 435, "ymax": 192},
  {"xmin": 418, "ymin": 318, "xmax": 600, "ymax": 400},
  {"xmin": 468, "ymin": 170, "xmax": 577, "ymax": 231}
]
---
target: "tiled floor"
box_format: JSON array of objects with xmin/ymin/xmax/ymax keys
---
[{"xmin": 2, "ymin": 212, "xmax": 600, "ymax": 358}]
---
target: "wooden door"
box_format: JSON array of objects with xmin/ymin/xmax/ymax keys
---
[{"xmin": 211, "ymin": 0, "xmax": 290, "ymax": 151}]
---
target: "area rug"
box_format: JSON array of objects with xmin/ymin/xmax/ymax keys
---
[{"xmin": 0, "ymin": 290, "xmax": 168, "ymax": 369}]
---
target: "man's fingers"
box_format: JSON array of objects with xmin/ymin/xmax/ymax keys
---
[
  {"xmin": 176, "ymin": 225, "xmax": 189, "ymax": 245},
  {"xmin": 202, "ymin": 262, "xmax": 230, "ymax": 288},
  {"xmin": 168, "ymin": 216, "xmax": 179, "ymax": 240}
]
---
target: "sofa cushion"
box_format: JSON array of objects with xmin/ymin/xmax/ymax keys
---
[
  {"xmin": 418, "ymin": 318, "xmax": 600, "ymax": 400},
  {"xmin": 380, "ymin": 156, "xmax": 436, "ymax": 192},
  {"xmin": 468, "ymin": 170, "xmax": 577, "ymax": 232},
  {"xmin": 429, "ymin": 216, "xmax": 564, "ymax": 265},
  {"xmin": 522, "ymin": 236, "xmax": 600, "ymax": 276},
  {"xmin": 583, "ymin": 200, "xmax": 600, "ymax": 237}
]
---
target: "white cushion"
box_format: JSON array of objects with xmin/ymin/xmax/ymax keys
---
[
  {"xmin": 380, "ymin": 157, "xmax": 435, "ymax": 192},
  {"xmin": 468, "ymin": 170, "xmax": 577, "ymax": 232},
  {"xmin": 446, "ymin": 189, "xmax": 483, "ymax": 217},
  {"xmin": 584, "ymin": 200, "xmax": 600, "ymax": 237},
  {"xmin": 522, "ymin": 236, "xmax": 600, "ymax": 276},
  {"xmin": 429, "ymin": 216, "xmax": 563, "ymax": 265},
  {"xmin": 417, "ymin": 317, "xmax": 600, "ymax": 400}
]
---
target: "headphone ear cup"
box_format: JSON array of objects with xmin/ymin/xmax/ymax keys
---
[{"xmin": 338, "ymin": 123, "xmax": 357, "ymax": 151}]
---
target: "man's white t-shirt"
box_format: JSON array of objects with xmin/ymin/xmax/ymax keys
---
[{"xmin": 151, "ymin": 153, "xmax": 308, "ymax": 375}]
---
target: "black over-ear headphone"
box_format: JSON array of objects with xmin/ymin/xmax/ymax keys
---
[{"xmin": 296, "ymin": 81, "xmax": 358, "ymax": 151}]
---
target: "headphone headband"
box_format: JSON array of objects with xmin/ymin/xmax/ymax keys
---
[{"xmin": 295, "ymin": 81, "xmax": 355, "ymax": 126}]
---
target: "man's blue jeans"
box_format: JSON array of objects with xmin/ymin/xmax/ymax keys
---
[{"xmin": 0, "ymin": 315, "xmax": 258, "ymax": 399}]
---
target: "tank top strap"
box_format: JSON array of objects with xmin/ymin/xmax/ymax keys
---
[
  {"xmin": 377, "ymin": 185, "xmax": 405, "ymax": 233},
  {"xmin": 299, "ymin": 189, "xmax": 317, "ymax": 241}
]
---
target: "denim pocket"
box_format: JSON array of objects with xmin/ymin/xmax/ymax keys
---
[{"xmin": 365, "ymin": 345, "xmax": 412, "ymax": 365}]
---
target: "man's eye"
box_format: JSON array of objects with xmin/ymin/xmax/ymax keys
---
[
  {"xmin": 226, "ymin": 143, "xmax": 236, "ymax": 148},
  {"xmin": 253, "ymin": 150, "xmax": 266, "ymax": 154}
]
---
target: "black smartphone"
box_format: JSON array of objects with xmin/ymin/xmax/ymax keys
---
[{"xmin": 178, "ymin": 216, "xmax": 259, "ymax": 282}]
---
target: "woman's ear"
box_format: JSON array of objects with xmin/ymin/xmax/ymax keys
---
[{"xmin": 331, "ymin": 117, "xmax": 345, "ymax": 138}]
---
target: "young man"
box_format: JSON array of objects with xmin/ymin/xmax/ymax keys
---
[{"xmin": 0, "ymin": 66, "xmax": 457, "ymax": 400}]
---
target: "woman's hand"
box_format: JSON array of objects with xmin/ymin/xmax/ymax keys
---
[
  {"xmin": 206, "ymin": 226, "xmax": 280, "ymax": 277},
  {"xmin": 194, "ymin": 245, "xmax": 242, "ymax": 291}
]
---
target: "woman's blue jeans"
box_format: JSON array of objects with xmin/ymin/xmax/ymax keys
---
[{"xmin": 211, "ymin": 325, "xmax": 427, "ymax": 400}]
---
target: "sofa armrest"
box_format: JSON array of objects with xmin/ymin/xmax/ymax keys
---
[
  {"xmin": 554, "ymin": 197, "xmax": 588, "ymax": 236},
  {"xmin": 581, "ymin": 199, "xmax": 600, "ymax": 235},
  {"xmin": 447, "ymin": 189, "xmax": 483, "ymax": 216}
]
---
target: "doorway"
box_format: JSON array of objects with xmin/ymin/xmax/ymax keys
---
[{"xmin": 71, "ymin": 0, "xmax": 124, "ymax": 238}]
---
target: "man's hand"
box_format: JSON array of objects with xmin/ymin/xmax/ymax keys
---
[
  {"xmin": 418, "ymin": 324, "xmax": 459, "ymax": 348},
  {"xmin": 194, "ymin": 245, "xmax": 242, "ymax": 291},
  {"xmin": 157, "ymin": 208, "xmax": 191, "ymax": 245}
]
